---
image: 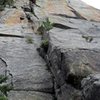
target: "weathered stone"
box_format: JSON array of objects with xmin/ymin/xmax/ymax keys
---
[
  {"xmin": 36, "ymin": 0, "xmax": 100, "ymax": 100},
  {"xmin": 1, "ymin": 0, "xmax": 100, "ymax": 100},
  {"xmin": 38, "ymin": 8, "xmax": 100, "ymax": 100},
  {"xmin": 0, "ymin": 28, "xmax": 53, "ymax": 93},
  {"xmin": 35, "ymin": 0, "xmax": 100, "ymax": 21},
  {"xmin": 66, "ymin": 0, "xmax": 100, "ymax": 21},
  {"xmin": 0, "ymin": 58, "xmax": 7, "ymax": 75},
  {"xmin": 82, "ymin": 74, "xmax": 100, "ymax": 100},
  {"xmin": 0, "ymin": 0, "xmax": 54, "ymax": 99},
  {"xmin": 8, "ymin": 91, "xmax": 53, "ymax": 100},
  {"xmin": 55, "ymin": 83, "xmax": 81, "ymax": 100},
  {"xmin": 43, "ymin": 19, "xmax": 100, "ymax": 80}
]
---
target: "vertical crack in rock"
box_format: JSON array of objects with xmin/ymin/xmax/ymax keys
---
[{"xmin": 67, "ymin": 1, "xmax": 87, "ymax": 20}]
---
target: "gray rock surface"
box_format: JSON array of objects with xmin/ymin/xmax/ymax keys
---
[
  {"xmin": 0, "ymin": 0, "xmax": 54, "ymax": 99},
  {"xmin": 82, "ymin": 74, "xmax": 100, "ymax": 100},
  {"xmin": 8, "ymin": 91, "xmax": 53, "ymax": 100},
  {"xmin": 0, "ymin": 0, "xmax": 100, "ymax": 100},
  {"xmin": 36, "ymin": 0, "xmax": 100, "ymax": 100}
]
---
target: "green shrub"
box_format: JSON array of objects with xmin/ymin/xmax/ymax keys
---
[
  {"xmin": 41, "ymin": 39, "xmax": 49, "ymax": 53},
  {"xmin": 0, "ymin": 0, "xmax": 14, "ymax": 11},
  {"xmin": 26, "ymin": 36, "xmax": 33, "ymax": 44},
  {"xmin": 37, "ymin": 18, "xmax": 53, "ymax": 35},
  {"xmin": 0, "ymin": 96, "xmax": 7, "ymax": 100},
  {"xmin": 0, "ymin": 75, "xmax": 13, "ymax": 99},
  {"xmin": 42, "ymin": 18, "xmax": 53, "ymax": 31},
  {"xmin": 82, "ymin": 35, "xmax": 93, "ymax": 42}
]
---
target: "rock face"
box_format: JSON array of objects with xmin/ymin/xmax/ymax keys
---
[
  {"xmin": 0, "ymin": 0, "xmax": 54, "ymax": 100},
  {"xmin": 36, "ymin": 0, "xmax": 100, "ymax": 100},
  {"xmin": 0, "ymin": 0, "xmax": 100, "ymax": 100},
  {"xmin": 40, "ymin": 18, "xmax": 100, "ymax": 100},
  {"xmin": 82, "ymin": 74, "xmax": 100, "ymax": 100}
]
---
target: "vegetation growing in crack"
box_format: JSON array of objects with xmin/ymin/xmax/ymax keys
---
[
  {"xmin": 82, "ymin": 35, "xmax": 93, "ymax": 43},
  {"xmin": 0, "ymin": 75, "xmax": 13, "ymax": 100},
  {"xmin": 37, "ymin": 18, "xmax": 53, "ymax": 35},
  {"xmin": 40, "ymin": 39, "xmax": 49, "ymax": 53},
  {"xmin": 0, "ymin": 0, "xmax": 14, "ymax": 11},
  {"xmin": 26, "ymin": 36, "xmax": 33, "ymax": 44}
]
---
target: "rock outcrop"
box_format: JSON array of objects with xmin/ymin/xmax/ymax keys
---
[
  {"xmin": 82, "ymin": 74, "xmax": 100, "ymax": 100},
  {"xmin": 36, "ymin": 0, "xmax": 100, "ymax": 100},
  {"xmin": 0, "ymin": 0, "xmax": 100, "ymax": 100},
  {"xmin": 0, "ymin": 0, "xmax": 54, "ymax": 100}
]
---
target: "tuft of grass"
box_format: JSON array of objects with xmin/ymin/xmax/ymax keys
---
[
  {"xmin": 37, "ymin": 25, "xmax": 45, "ymax": 35},
  {"xmin": 37, "ymin": 18, "xmax": 53, "ymax": 35},
  {"xmin": 26, "ymin": 36, "xmax": 33, "ymax": 44},
  {"xmin": 0, "ymin": 0, "xmax": 14, "ymax": 11},
  {"xmin": 0, "ymin": 75, "xmax": 13, "ymax": 99},
  {"xmin": 41, "ymin": 39, "xmax": 49, "ymax": 53},
  {"xmin": 0, "ymin": 84, "xmax": 13, "ymax": 96},
  {"xmin": 42, "ymin": 18, "xmax": 53, "ymax": 31},
  {"xmin": 0, "ymin": 96, "xmax": 7, "ymax": 100},
  {"xmin": 82, "ymin": 35, "xmax": 93, "ymax": 43},
  {"xmin": 0, "ymin": 76, "xmax": 8, "ymax": 84}
]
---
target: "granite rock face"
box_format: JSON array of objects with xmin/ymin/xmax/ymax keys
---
[
  {"xmin": 36, "ymin": 0, "xmax": 100, "ymax": 100},
  {"xmin": 0, "ymin": 0, "xmax": 100, "ymax": 100},
  {"xmin": 0, "ymin": 0, "xmax": 54, "ymax": 100},
  {"xmin": 82, "ymin": 74, "xmax": 100, "ymax": 100}
]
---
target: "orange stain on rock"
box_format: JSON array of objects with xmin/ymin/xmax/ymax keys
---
[
  {"xmin": 44, "ymin": 0, "xmax": 75, "ymax": 16},
  {"xmin": 5, "ymin": 10, "xmax": 27, "ymax": 25}
]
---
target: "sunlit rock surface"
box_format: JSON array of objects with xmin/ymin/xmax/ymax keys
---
[
  {"xmin": 0, "ymin": 0, "xmax": 53, "ymax": 100},
  {"xmin": 36, "ymin": 0, "xmax": 100, "ymax": 100},
  {"xmin": 0, "ymin": 0, "xmax": 100, "ymax": 100}
]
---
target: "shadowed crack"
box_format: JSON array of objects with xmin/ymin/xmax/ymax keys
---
[
  {"xmin": 0, "ymin": 57, "xmax": 7, "ymax": 67},
  {"xmin": 67, "ymin": 1, "xmax": 87, "ymax": 20},
  {"xmin": 71, "ymin": 10, "xmax": 86, "ymax": 20},
  {"xmin": 53, "ymin": 23, "xmax": 76, "ymax": 29},
  {"xmin": 0, "ymin": 33, "xmax": 24, "ymax": 38},
  {"xmin": 13, "ymin": 88, "xmax": 54, "ymax": 94},
  {"xmin": 51, "ymin": 13, "xmax": 85, "ymax": 19}
]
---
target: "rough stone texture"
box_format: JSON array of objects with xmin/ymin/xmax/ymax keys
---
[
  {"xmin": 0, "ymin": 0, "xmax": 53, "ymax": 99},
  {"xmin": 82, "ymin": 74, "xmax": 100, "ymax": 100},
  {"xmin": 40, "ymin": 19, "xmax": 100, "ymax": 99},
  {"xmin": 36, "ymin": 0, "xmax": 100, "ymax": 100},
  {"xmin": 0, "ymin": 58, "xmax": 7, "ymax": 75},
  {"xmin": 66, "ymin": 0, "xmax": 100, "ymax": 21},
  {"xmin": 0, "ymin": 0, "xmax": 100, "ymax": 100},
  {"xmin": 8, "ymin": 91, "xmax": 53, "ymax": 100},
  {"xmin": 35, "ymin": 0, "xmax": 100, "ymax": 21}
]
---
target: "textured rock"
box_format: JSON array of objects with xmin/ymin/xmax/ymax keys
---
[
  {"xmin": 55, "ymin": 83, "xmax": 81, "ymax": 100},
  {"xmin": 37, "ymin": 1, "xmax": 100, "ymax": 100},
  {"xmin": 35, "ymin": 0, "xmax": 100, "ymax": 21},
  {"xmin": 8, "ymin": 91, "xmax": 53, "ymax": 100},
  {"xmin": 42, "ymin": 19, "xmax": 100, "ymax": 88},
  {"xmin": 82, "ymin": 74, "xmax": 100, "ymax": 100},
  {"xmin": 0, "ymin": 58, "xmax": 7, "ymax": 75},
  {"xmin": 0, "ymin": 0, "xmax": 100, "ymax": 100},
  {"xmin": 0, "ymin": 0, "xmax": 54, "ymax": 99}
]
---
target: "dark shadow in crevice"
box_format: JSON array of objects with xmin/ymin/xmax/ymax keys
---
[
  {"xmin": 51, "ymin": 13, "xmax": 84, "ymax": 19},
  {"xmin": 66, "ymin": 74, "xmax": 84, "ymax": 90},
  {"xmin": 0, "ymin": 33, "xmax": 24, "ymax": 38},
  {"xmin": 53, "ymin": 23, "xmax": 76, "ymax": 29}
]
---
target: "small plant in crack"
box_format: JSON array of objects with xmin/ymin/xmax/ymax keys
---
[
  {"xmin": 37, "ymin": 18, "xmax": 53, "ymax": 35},
  {"xmin": 41, "ymin": 39, "xmax": 49, "ymax": 53},
  {"xmin": 82, "ymin": 35, "xmax": 93, "ymax": 43},
  {"xmin": 26, "ymin": 36, "xmax": 33, "ymax": 44},
  {"xmin": 0, "ymin": 0, "xmax": 14, "ymax": 11},
  {"xmin": 43, "ymin": 18, "xmax": 53, "ymax": 31},
  {"xmin": 0, "ymin": 75, "xmax": 13, "ymax": 100}
]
